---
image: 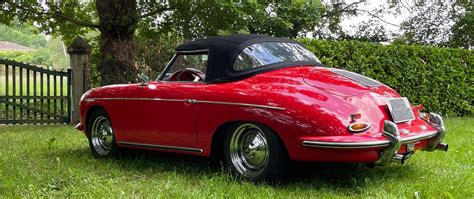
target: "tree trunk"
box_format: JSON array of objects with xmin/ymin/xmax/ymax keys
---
[{"xmin": 96, "ymin": 0, "xmax": 138, "ymax": 85}]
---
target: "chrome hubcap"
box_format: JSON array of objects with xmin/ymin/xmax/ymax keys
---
[
  {"xmin": 229, "ymin": 124, "xmax": 269, "ymax": 177},
  {"xmin": 91, "ymin": 116, "xmax": 113, "ymax": 155}
]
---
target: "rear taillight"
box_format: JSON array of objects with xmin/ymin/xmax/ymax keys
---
[{"xmin": 348, "ymin": 122, "xmax": 371, "ymax": 133}]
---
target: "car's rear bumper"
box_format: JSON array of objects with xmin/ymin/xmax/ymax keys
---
[
  {"xmin": 299, "ymin": 113, "xmax": 448, "ymax": 165},
  {"xmin": 301, "ymin": 130, "xmax": 438, "ymax": 149}
]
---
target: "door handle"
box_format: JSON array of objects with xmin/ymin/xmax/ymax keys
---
[{"xmin": 184, "ymin": 99, "xmax": 197, "ymax": 105}]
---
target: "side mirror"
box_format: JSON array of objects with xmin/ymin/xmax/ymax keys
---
[{"xmin": 138, "ymin": 73, "xmax": 149, "ymax": 85}]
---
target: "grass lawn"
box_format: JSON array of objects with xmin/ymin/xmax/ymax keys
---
[
  {"xmin": 0, "ymin": 73, "xmax": 68, "ymax": 96},
  {"xmin": 0, "ymin": 117, "xmax": 473, "ymax": 198}
]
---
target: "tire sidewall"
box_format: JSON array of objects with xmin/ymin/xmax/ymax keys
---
[
  {"xmin": 223, "ymin": 122, "xmax": 287, "ymax": 181},
  {"xmin": 87, "ymin": 109, "xmax": 118, "ymax": 158}
]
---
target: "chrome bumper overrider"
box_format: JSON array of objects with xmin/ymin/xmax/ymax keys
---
[{"xmin": 301, "ymin": 112, "xmax": 448, "ymax": 165}]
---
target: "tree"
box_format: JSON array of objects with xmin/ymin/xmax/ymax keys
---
[
  {"xmin": 95, "ymin": 0, "xmax": 138, "ymax": 85},
  {"xmin": 253, "ymin": 1, "xmax": 473, "ymax": 48},
  {"xmin": 312, "ymin": 1, "xmax": 366, "ymax": 40},
  {"xmin": 396, "ymin": 1, "xmax": 458, "ymax": 46},
  {"xmin": 243, "ymin": 1, "xmax": 326, "ymax": 38},
  {"xmin": 448, "ymin": 1, "xmax": 473, "ymax": 49},
  {"xmin": 135, "ymin": 1, "xmax": 328, "ymax": 78},
  {"xmin": 0, "ymin": 1, "xmax": 332, "ymax": 85},
  {"xmin": 340, "ymin": 18, "xmax": 392, "ymax": 43},
  {"xmin": 387, "ymin": 0, "xmax": 471, "ymax": 49},
  {"xmin": 0, "ymin": 0, "xmax": 169, "ymax": 85},
  {"xmin": 0, "ymin": 24, "xmax": 68, "ymax": 68},
  {"xmin": 0, "ymin": 23, "xmax": 47, "ymax": 48},
  {"xmin": 314, "ymin": 0, "xmax": 472, "ymax": 48},
  {"xmin": 142, "ymin": 1, "xmax": 327, "ymax": 40}
]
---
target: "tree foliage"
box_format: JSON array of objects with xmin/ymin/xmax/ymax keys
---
[
  {"xmin": 0, "ymin": 23, "xmax": 46, "ymax": 48},
  {"xmin": 138, "ymin": 1, "xmax": 327, "ymax": 40},
  {"xmin": 1, "ymin": 1, "xmax": 471, "ymax": 86},
  {"xmin": 340, "ymin": 18, "xmax": 393, "ymax": 43},
  {"xmin": 340, "ymin": 0, "xmax": 473, "ymax": 49},
  {"xmin": 397, "ymin": 1, "xmax": 463, "ymax": 46},
  {"xmin": 449, "ymin": 1, "xmax": 474, "ymax": 49},
  {"xmin": 0, "ymin": 1, "xmax": 334, "ymax": 85},
  {"xmin": 0, "ymin": 24, "xmax": 68, "ymax": 68},
  {"xmin": 0, "ymin": 0, "xmax": 98, "ymax": 43}
]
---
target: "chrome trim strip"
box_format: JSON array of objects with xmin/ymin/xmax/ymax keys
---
[
  {"xmin": 157, "ymin": 53, "xmax": 178, "ymax": 81},
  {"xmin": 85, "ymin": 98, "xmax": 186, "ymax": 102},
  {"xmin": 197, "ymin": 100, "xmax": 286, "ymax": 110},
  {"xmin": 118, "ymin": 141, "xmax": 203, "ymax": 153},
  {"xmin": 402, "ymin": 131, "xmax": 438, "ymax": 144},
  {"xmin": 84, "ymin": 98, "xmax": 285, "ymax": 110},
  {"xmin": 302, "ymin": 140, "xmax": 390, "ymax": 149},
  {"xmin": 301, "ymin": 131, "xmax": 439, "ymax": 149},
  {"xmin": 175, "ymin": 49, "xmax": 209, "ymax": 54}
]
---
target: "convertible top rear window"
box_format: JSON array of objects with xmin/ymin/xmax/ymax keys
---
[
  {"xmin": 233, "ymin": 42, "xmax": 320, "ymax": 71},
  {"xmin": 173, "ymin": 34, "xmax": 325, "ymax": 82}
]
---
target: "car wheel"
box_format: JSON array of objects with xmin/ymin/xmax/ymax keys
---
[
  {"xmin": 87, "ymin": 109, "xmax": 119, "ymax": 158},
  {"xmin": 223, "ymin": 123, "xmax": 288, "ymax": 181}
]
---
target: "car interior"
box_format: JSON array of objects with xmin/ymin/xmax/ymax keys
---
[{"xmin": 161, "ymin": 53, "xmax": 207, "ymax": 82}]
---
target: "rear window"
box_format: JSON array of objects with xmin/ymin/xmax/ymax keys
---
[{"xmin": 233, "ymin": 42, "xmax": 320, "ymax": 71}]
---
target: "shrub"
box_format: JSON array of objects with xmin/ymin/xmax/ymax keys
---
[{"xmin": 300, "ymin": 39, "xmax": 473, "ymax": 116}]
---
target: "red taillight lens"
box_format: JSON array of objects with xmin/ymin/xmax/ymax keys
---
[{"xmin": 419, "ymin": 112, "xmax": 429, "ymax": 121}]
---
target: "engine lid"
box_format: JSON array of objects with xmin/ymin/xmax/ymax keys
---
[{"xmin": 303, "ymin": 67, "xmax": 385, "ymax": 97}]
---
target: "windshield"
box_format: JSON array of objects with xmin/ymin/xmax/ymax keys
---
[{"xmin": 233, "ymin": 42, "xmax": 320, "ymax": 71}]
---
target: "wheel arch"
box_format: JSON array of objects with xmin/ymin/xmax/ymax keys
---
[
  {"xmin": 84, "ymin": 105, "xmax": 107, "ymax": 134},
  {"xmin": 209, "ymin": 120, "xmax": 290, "ymax": 160}
]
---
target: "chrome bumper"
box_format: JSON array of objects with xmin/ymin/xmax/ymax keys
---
[
  {"xmin": 302, "ymin": 131, "xmax": 438, "ymax": 149},
  {"xmin": 301, "ymin": 112, "xmax": 448, "ymax": 165},
  {"xmin": 376, "ymin": 113, "xmax": 448, "ymax": 165}
]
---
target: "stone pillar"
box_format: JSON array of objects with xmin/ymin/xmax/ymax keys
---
[{"xmin": 67, "ymin": 36, "xmax": 91, "ymax": 124}]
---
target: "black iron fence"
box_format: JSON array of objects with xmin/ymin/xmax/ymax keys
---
[{"xmin": 0, "ymin": 59, "xmax": 71, "ymax": 124}]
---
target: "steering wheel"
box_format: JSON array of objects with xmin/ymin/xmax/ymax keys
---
[{"xmin": 175, "ymin": 68, "xmax": 204, "ymax": 82}]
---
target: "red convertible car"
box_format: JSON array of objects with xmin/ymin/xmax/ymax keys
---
[{"xmin": 77, "ymin": 34, "xmax": 448, "ymax": 181}]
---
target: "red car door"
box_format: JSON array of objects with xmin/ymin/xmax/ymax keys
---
[
  {"xmin": 116, "ymin": 81, "xmax": 202, "ymax": 150},
  {"xmin": 114, "ymin": 51, "xmax": 208, "ymax": 151}
]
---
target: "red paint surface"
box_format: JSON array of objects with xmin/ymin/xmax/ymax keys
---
[{"xmin": 79, "ymin": 66, "xmax": 439, "ymax": 162}]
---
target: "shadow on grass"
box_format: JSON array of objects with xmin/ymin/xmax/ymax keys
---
[{"xmin": 52, "ymin": 147, "xmax": 414, "ymax": 192}]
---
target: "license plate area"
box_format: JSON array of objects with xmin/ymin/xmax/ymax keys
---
[
  {"xmin": 387, "ymin": 97, "xmax": 415, "ymax": 123},
  {"xmin": 398, "ymin": 142, "xmax": 420, "ymax": 154}
]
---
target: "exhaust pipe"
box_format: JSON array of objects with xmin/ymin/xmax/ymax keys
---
[
  {"xmin": 435, "ymin": 143, "xmax": 448, "ymax": 151},
  {"xmin": 392, "ymin": 151, "xmax": 414, "ymax": 164}
]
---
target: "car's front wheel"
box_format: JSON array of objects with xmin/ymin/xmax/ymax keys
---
[
  {"xmin": 87, "ymin": 109, "xmax": 119, "ymax": 157},
  {"xmin": 223, "ymin": 123, "xmax": 288, "ymax": 181}
]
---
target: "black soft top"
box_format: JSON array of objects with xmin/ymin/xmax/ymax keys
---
[{"xmin": 175, "ymin": 34, "xmax": 322, "ymax": 83}]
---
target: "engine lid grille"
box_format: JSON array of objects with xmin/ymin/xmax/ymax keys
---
[{"xmin": 330, "ymin": 69, "xmax": 381, "ymax": 87}]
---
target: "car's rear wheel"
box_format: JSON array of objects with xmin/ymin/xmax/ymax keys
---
[
  {"xmin": 223, "ymin": 123, "xmax": 287, "ymax": 181},
  {"xmin": 87, "ymin": 109, "xmax": 119, "ymax": 157}
]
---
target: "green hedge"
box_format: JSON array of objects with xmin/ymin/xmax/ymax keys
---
[{"xmin": 300, "ymin": 39, "xmax": 473, "ymax": 116}]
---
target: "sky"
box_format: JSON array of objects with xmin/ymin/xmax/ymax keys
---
[{"xmin": 339, "ymin": 0, "xmax": 407, "ymax": 34}]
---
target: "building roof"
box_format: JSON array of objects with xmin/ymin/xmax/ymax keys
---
[{"xmin": 0, "ymin": 41, "xmax": 34, "ymax": 51}]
